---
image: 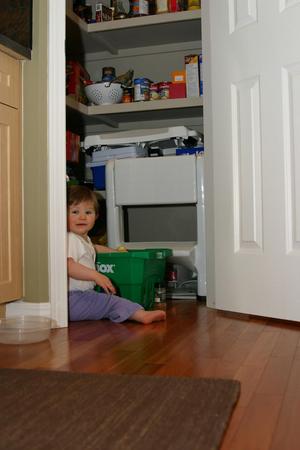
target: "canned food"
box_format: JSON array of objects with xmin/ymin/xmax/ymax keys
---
[
  {"xmin": 168, "ymin": 0, "xmax": 181, "ymax": 12},
  {"xmin": 122, "ymin": 87, "xmax": 133, "ymax": 103},
  {"xmin": 134, "ymin": 78, "xmax": 150, "ymax": 101},
  {"xmin": 150, "ymin": 83, "xmax": 160, "ymax": 100},
  {"xmin": 158, "ymin": 81, "xmax": 171, "ymax": 100}
]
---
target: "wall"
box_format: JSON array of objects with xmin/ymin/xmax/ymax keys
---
[{"xmin": 23, "ymin": 0, "xmax": 49, "ymax": 302}]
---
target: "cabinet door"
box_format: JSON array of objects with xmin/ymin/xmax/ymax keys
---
[
  {"xmin": 0, "ymin": 103, "xmax": 22, "ymax": 302},
  {"xmin": 0, "ymin": 51, "xmax": 20, "ymax": 109}
]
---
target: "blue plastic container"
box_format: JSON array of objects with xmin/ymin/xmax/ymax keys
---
[
  {"xmin": 91, "ymin": 163, "xmax": 106, "ymax": 190},
  {"xmin": 176, "ymin": 146, "xmax": 204, "ymax": 155}
]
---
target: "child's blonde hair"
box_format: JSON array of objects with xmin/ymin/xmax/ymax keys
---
[{"xmin": 67, "ymin": 185, "xmax": 99, "ymax": 214}]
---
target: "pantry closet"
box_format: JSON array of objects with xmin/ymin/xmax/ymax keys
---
[{"xmin": 65, "ymin": 1, "xmax": 204, "ymax": 302}]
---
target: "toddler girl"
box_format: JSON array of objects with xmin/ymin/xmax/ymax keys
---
[{"xmin": 67, "ymin": 185, "xmax": 166, "ymax": 324}]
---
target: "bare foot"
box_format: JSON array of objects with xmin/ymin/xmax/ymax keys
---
[{"xmin": 130, "ymin": 309, "xmax": 166, "ymax": 324}]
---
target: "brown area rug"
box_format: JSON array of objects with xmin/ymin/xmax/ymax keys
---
[{"xmin": 0, "ymin": 368, "xmax": 240, "ymax": 450}]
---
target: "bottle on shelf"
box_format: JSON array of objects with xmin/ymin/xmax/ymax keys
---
[
  {"xmin": 155, "ymin": 0, "xmax": 168, "ymax": 13},
  {"xmin": 148, "ymin": 0, "xmax": 156, "ymax": 14},
  {"xmin": 187, "ymin": 0, "xmax": 200, "ymax": 10},
  {"xmin": 168, "ymin": 0, "xmax": 181, "ymax": 12},
  {"xmin": 154, "ymin": 282, "xmax": 167, "ymax": 303},
  {"xmin": 130, "ymin": 0, "xmax": 149, "ymax": 16}
]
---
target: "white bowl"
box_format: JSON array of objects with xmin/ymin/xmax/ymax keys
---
[
  {"xmin": 0, "ymin": 316, "xmax": 52, "ymax": 345},
  {"xmin": 85, "ymin": 82, "xmax": 123, "ymax": 105}
]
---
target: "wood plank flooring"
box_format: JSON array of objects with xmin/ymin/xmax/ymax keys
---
[{"xmin": 1, "ymin": 300, "xmax": 300, "ymax": 450}]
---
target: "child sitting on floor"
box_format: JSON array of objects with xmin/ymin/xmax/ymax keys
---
[{"xmin": 67, "ymin": 185, "xmax": 166, "ymax": 324}]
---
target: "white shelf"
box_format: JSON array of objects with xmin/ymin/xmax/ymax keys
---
[
  {"xmin": 89, "ymin": 10, "xmax": 200, "ymax": 31},
  {"xmin": 66, "ymin": 9, "xmax": 201, "ymax": 54},
  {"xmin": 66, "ymin": 95, "xmax": 203, "ymax": 127},
  {"xmin": 66, "ymin": 7, "xmax": 202, "ymax": 129}
]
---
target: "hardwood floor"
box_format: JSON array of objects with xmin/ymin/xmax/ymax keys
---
[{"xmin": 1, "ymin": 300, "xmax": 300, "ymax": 449}]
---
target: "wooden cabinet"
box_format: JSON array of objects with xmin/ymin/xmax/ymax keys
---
[
  {"xmin": 0, "ymin": 51, "xmax": 20, "ymax": 108},
  {"xmin": 0, "ymin": 50, "xmax": 22, "ymax": 303}
]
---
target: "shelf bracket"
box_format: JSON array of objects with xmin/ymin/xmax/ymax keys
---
[
  {"xmin": 90, "ymin": 33, "xmax": 119, "ymax": 55},
  {"xmin": 96, "ymin": 115, "xmax": 119, "ymax": 128}
]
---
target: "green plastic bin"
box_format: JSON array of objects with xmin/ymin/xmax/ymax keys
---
[{"xmin": 95, "ymin": 248, "xmax": 172, "ymax": 310}]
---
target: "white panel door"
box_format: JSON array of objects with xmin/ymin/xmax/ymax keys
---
[{"xmin": 205, "ymin": 0, "xmax": 300, "ymax": 320}]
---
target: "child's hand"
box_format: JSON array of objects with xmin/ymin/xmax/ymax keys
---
[
  {"xmin": 117, "ymin": 245, "xmax": 128, "ymax": 252},
  {"xmin": 94, "ymin": 272, "xmax": 116, "ymax": 294}
]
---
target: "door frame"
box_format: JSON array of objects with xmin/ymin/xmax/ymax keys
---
[{"xmin": 48, "ymin": 0, "xmax": 68, "ymax": 327}]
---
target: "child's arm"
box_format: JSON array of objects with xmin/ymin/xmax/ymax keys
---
[
  {"xmin": 67, "ymin": 257, "xmax": 116, "ymax": 294},
  {"xmin": 94, "ymin": 244, "xmax": 128, "ymax": 253},
  {"xmin": 94, "ymin": 244, "xmax": 118, "ymax": 253}
]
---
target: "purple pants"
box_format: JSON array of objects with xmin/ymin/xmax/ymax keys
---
[{"xmin": 68, "ymin": 290, "xmax": 143, "ymax": 323}]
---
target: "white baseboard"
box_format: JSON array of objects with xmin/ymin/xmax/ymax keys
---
[{"xmin": 6, "ymin": 301, "xmax": 51, "ymax": 318}]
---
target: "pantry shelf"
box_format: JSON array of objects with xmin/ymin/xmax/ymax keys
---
[
  {"xmin": 66, "ymin": 95, "xmax": 203, "ymax": 127},
  {"xmin": 66, "ymin": 9, "xmax": 201, "ymax": 55}
]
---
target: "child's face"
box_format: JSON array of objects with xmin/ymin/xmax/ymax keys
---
[{"xmin": 68, "ymin": 200, "xmax": 97, "ymax": 238}]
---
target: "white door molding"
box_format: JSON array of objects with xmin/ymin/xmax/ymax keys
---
[{"xmin": 47, "ymin": 0, "xmax": 68, "ymax": 327}]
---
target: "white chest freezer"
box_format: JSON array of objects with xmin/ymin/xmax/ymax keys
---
[{"xmin": 84, "ymin": 126, "xmax": 206, "ymax": 297}]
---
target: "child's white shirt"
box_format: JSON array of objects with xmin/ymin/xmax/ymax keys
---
[{"xmin": 67, "ymin": 232, "xmax": 96, "ymax": 291}]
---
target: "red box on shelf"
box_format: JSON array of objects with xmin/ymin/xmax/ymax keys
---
[
  {"xmin": 95, "ymin": 3, "xmax": 114, "ymax": 22},
  {"xmin": 66, "ymin": 130, "xmax": 80, "ymax": 163},
  {"xmin": 169, "ymin": 83, "xmax": 186, "ymax": 99},
  {"xmin": 66, "ymin": 60, "xmax": 90, "ymax": 104}
]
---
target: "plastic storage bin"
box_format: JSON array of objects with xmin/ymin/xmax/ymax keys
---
[
  {"xmin": 0, "ymin": 316, "xmax": 52, "ymax": 345},
  {"xmin": 90, "ymin": 163, "xmax": 106, "ymax": 189},
  {"xmin": 176, "ymin": 145, "xmax": 204, "ymax": 155},
  {"xmin": 86, "ymin": 145, "xmax": 146, "ymax": 190},
  {"xmin": 95, "ymin": 248, "xmax": 172, "ymax": 309}
]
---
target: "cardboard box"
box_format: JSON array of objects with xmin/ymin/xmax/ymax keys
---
[
  {"xmin": 171, "ymin": 71, "xmax": 186, "ymax": 84},
  {"xmin": 86, "ymin": 0, "xmax": 112, "ymax": 20},
  {"xmin": 95, "ymin": 3, "xmax": 114, "ymax": 22},
  {"xmin": 66, "ymin": 130, "xmax": 80, "ymax": 163},
  {"xmin": 66, "ymin": 60, "xmax": 90, "ymax": 104},
  {"xmin": 185, "ymin": 54, "xmax": 200, "ymax": 98},
  {"xmin": 169, "ymin": 83, "xmax": 186, "ymax": 99},
  {"xmin": 199, "ymin": 53, "xmax": 203, "ymax": 95}
]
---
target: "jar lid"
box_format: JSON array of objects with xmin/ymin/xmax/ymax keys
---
[{"xmin": 134, "ymin": 77, "xmax": 150, "ymax": 84}]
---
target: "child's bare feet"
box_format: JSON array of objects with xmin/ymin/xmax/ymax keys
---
[{"xmin": 130, "ymin": 309, "xmax": 166, "ymax": 324}]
